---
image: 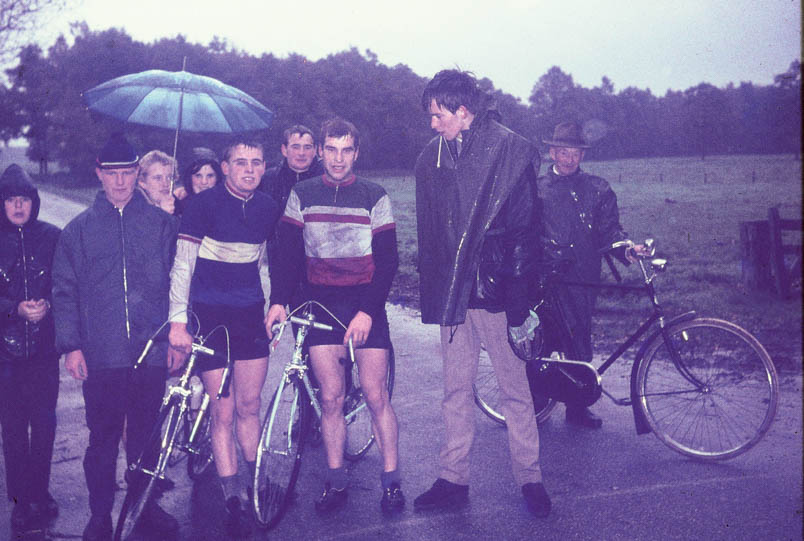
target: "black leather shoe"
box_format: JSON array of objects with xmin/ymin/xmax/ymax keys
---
[
  {"xmin": 82, "ymin": 514, "xmax": 113, "ymax": 541},
  {"xmin": 26, "ymin": 492, "xmax": 59, "ymax": 529},
  {"xmin": 522, "ymin": 482, "xmax": 551, "ymax": 517},
  {"xmin": 566, "ymin": 406, "xmax": 603, "ymax": 429},
  {"xmin": 10, "ymin": 501, "xmax": 31, "ymax": 530},
  {"xmin": 315, "ymin": 483, "xmax": 348, "ymax": 514},
  {"xmin": 155, "ymin": 476, "xmax": 176, "ymax": 495},
  {"xmin": 138, "ymin": 501, "xmax": 179, "ymax": 538},
  {"xmin": 380, "ymin": 483, "xmax": 406, "ymax": 514},
  {"xmin": 224, "ymin": 496, "xmax": 252, "ymax": 538},
  {"xmin": 28, "ymin": 492, "xmax": 59, "ymax": 521},
  {"xmin": 413, "ymin": 478, "xmax": 469, "ymax": 511}
]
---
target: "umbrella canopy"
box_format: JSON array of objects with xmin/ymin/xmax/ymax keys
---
[{"xmin": 82, "ymin": 69, "xmax": 273, "ymax": 133}]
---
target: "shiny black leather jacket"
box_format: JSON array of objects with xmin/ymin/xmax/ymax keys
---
[
  {"xmin": 0, "ymin": 177, "xmax": 61, "ymax": 364},
  {"xmin": 469, "ymin": 163, "xmax": 540, "ymax": 321},
  {"xmin": 415, "ymin": 108, "xmax": 540, "ymax": 326}
]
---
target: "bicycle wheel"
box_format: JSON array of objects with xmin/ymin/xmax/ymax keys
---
[
  {"xmin": 473, "ymin": 348, "xmax": 558, "ymax": 426},
  {"xmin": 343, "ymin": 345, "xmax": 395, "ymax": 461},
  {"xmin": 167, "ymin": 410, "xmax": 189, "ymax": 467},
  {"xmin": 635, "ymin": 317, "xmax": 779, "ymax": 461},
  {"xmin": 187, "ymin": 405, "xmax": 214, "ymax": 480},
  {"xmin": 253, "ymin": 377, "xmax": 308, "ymax": 529},
  {"xmin": 114, "ymin": 400, "xmax": 184, "ymax": 541}
]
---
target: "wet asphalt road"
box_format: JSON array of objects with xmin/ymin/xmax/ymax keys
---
[{"xmin": 1, "ymin": 192, "xmax": 801, "ymax": 541}]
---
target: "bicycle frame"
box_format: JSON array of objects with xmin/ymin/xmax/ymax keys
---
[
  {"xmin": 131, "ymin": 341, "xmax": 216, "ymax": 478},
  {"xmin": 269, "ymin": 304, "xmax": 360, "ymax": 427},
  {"xmin": 541, "ymin": 240, "xmax": 705, "ymax": 408}
]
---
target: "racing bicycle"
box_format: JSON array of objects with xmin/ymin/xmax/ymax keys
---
[
  {"xmin": 114, "ymin": 325, "xmax": 230, "ymax": 541},
  {"xmin": 473, "ymin": 239, "xmax": 779, "ymax": 461},
  {"xmin": 253, "ymin": 300, "xmax": 395, "ymax": 529}
]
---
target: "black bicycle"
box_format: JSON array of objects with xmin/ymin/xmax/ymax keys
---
[
  {"xmin": 253, "ymin": 300, "xmax": 395, "ymax": 529},
  {"xmin": 473, "ymin": 239, "xmax": 779, "ymax": 461}
]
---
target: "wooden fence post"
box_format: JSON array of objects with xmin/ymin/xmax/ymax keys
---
[
  {"xmin": 739, "ymin": 220, "xmax": 772, "ymax": 291},
  {"xmin": 768, "ymin": 207, "xmax": 803, "ymax": 298}
]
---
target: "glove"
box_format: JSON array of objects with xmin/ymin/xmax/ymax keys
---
[{"xmin": 507, "ymin": 307, "xmax": 542, "ymax": 361}]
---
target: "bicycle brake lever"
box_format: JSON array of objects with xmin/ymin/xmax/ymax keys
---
[
  {"xmin": 270, "ymin": 322, "xmax": 286, "ymax": 351},
  {"xmin": 217, "ymin": 363, "xmax": 231, "ymax": 399},
  {"xmin": 133, "ymin": 339, "xmax": 154, "ymax": 370}
]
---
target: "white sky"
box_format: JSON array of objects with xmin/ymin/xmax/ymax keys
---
[{"xmin": 33, "ymin": 0, "xmax": 803, "ymax": 101}]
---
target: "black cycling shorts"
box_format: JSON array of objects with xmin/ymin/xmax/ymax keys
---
[
  {"xmin": 300, "ymin": 285, "xmax": 391, "ymax": 349},
  {"xmin": 191, "ymin": 301, "xmax": 269, "ymax": 371}
]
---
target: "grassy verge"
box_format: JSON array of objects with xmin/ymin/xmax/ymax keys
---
[
  {"xmin": 365, "ymin": 154, "xmax": 802, "ymax": 373},
  {"xmin": 38, "ymin": 154, "xmax": 801, "ymax": 372}
]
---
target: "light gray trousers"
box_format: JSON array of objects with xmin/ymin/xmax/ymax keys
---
[{"xmin": 438, "ymin": 309, "xmax": 543, "ymax": 486}]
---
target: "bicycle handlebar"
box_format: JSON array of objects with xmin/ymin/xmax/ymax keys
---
[
  {"xmin": 605, "ymin": 238, "xmax": 656, "ymax": 259},
  {"xmin": 270, "ymin": 312, "xmax": 355, "ymax": 361}
]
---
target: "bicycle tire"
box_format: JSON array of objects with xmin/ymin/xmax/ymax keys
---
[
  {"xmin": 114, "ymin": 400, "xmax": 184, "ymax": 541},
  {"xmin": 635, "ymin": 317, "xmax": 779, "ymax": 461},
  {"xmin": 253, "ymin": 377, "xmax": 309, "ymax": 529},
  {"xmin": 167, "ymin": 404, "xmax": 192, "ymax": 468},
  {"xmin": 473, "ymin": 348, "xmax": 558, "ymax": 426},
  {"xmin": 343, "ymin": 344, "xmax": 395, "ymax": 461},
  {"xmin": 187, "ymin": 407, "xmax": 214, "ymax": 480}
]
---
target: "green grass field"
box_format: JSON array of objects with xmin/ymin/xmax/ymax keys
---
[
  {"xmin": 365, "ymin": 153, "xmax": 802, "ymax": 372},
  {"xmin": 30, "ymin": 152, "xmax": 801, "ymax": 372}
]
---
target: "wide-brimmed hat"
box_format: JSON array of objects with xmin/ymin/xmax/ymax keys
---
[{"xmin": 542, "ymin": 122, "xmax": 590, "ymax": 149}]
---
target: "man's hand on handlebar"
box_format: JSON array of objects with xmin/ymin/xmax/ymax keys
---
[
  {"xmin": 265, "ymin": 304, "xmax": 288, "ymax": 339},
  {"xmin": 344, "ymin": 311, "xmax": 372, "ymax": 347},
  {"xmin": 626, "ymin": 243, "xmax": 650, "ymax": 263},
  {"xmin": 608, "ymin": 239, "xmax": 652, "ymax": 263},
  {"xmin": 168, "ymin": 322, "xmax": 192, "ymax": 372}
]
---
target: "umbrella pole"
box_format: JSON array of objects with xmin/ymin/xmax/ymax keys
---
[
  {"xmin": 171, "ymin": 113, "xmax": 180, "ymax": 192},
  {"xmin": 170, "ymin": 57, "xmax": 188, "ymax": 193}
]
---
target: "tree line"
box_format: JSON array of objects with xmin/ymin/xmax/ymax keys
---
[{"xmin": 0, "ymin": 24, "xmax": 800, "ymax": 184}]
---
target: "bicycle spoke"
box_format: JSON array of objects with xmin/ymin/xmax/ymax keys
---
[
  {"xmin": 253, "ymin": 379, "xmax": 306, "ymax": 529},
  {"xmin": 637, "ymin": 318, "xmax": 778, "ymax": 460}
]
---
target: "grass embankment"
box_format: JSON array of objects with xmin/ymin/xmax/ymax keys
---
[
  {"xmin": 35, "ymin": 153, "xmax": 802, "ymax": 372},
  {"xmin": 366, "ymin": 154, "xmax": 802, "ymax": 372}
]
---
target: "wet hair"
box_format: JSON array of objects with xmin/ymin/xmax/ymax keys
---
[
  {"xmin": 180, "ymin": 148, "xmax": 223, "ymax": 194},
  {"xmin": 138, "ymin": 150, "xmax": 178, "ymax": 182},
  {"xmin": 221, "ymin": 138, "xmax": 265, "ymax": 163},
  {"xmin": 282, "ymin": 125, "xmax": 316, "ymax": 146},
  {"xmin": 421, "ymin": 69, "xmax": 486, "ymax": 114},
  {"xmin": 319, "ymin": 118, "xmax": 360, "ymax": 150}
]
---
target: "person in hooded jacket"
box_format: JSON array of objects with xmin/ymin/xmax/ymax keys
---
[
  {"xmin": 413, "ymin": 69, "xmax": 551, "ymax": 518},
  {"xmin": 0, "ymin": 164, "xmax": 61, "ymax": 531}
]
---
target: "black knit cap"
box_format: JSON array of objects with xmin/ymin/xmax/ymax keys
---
[{"xmin": 96, "ymin": 132, "xmax": 139, "ymax": 169}]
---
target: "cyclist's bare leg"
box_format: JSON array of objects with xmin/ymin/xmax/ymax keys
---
[
  {"xmin": 200, "ymin": 368, "xmax": 238, "ymax": 477},
  {"xmin": 232, "ymin": 357, "xmax": 268, "ymax": 461},
  {"xmin": 356, "ymin": 348, "xmax": 398, "ymax": 471},
  {"xmin": 309, "ymin": 345, "xmax": 347, "ymax": 469}
]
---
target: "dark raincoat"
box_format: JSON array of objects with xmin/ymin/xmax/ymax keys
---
[
  {"xmin": 52, "ymin": 189, "xmax": 177, "ymax": 370},
  {"xmin": 0, "ymin": 166, "xmax": 61, "ymax": 364},
  {"xmin": 415, "ymin": 108, "xmax": 539, "ymax": 326},
  {"xmin": 537, "ymin": 166, "xmax": 628, "ymax": 360}
]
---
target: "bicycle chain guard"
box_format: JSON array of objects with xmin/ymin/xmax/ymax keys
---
[{"xmin": 528, "ymin": 358, "xmax": 602, "ymax": 406}]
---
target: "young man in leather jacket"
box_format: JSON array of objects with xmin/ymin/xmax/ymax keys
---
[{"xmin": 413, "ymin": 69, "xmax": 550, "ymax": 518}]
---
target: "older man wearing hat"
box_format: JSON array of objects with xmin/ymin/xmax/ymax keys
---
[
  {"xmin": 52, "ymin": 133, "xmax": 179, "ymax": 541},
  {"xmin": 531, "ymin": 122, "xmax": 643, "ymax": 429}
]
